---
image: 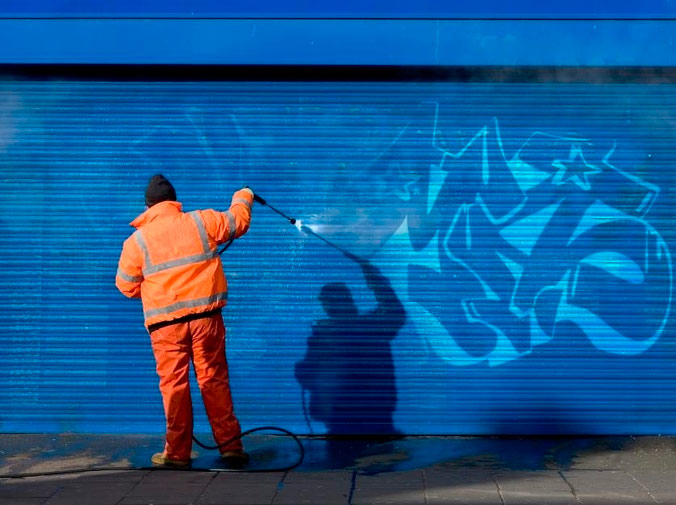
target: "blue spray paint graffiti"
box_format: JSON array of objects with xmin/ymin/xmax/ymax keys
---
[{"xmin": 375, "ymin": 104, "xmax": 672, "ymax": 367}]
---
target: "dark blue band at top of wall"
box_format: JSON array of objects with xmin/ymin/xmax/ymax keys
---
[
  {"xmin": 0, "ymin": 19, "xmax": 674, "ymax": 66},
  {"xmin": 2, "ymin": 0, "xmax": 675, "ymax": 19}
]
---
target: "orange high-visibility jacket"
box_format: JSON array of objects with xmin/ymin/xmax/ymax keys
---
[{"xmin": 115, "ymin": 189, "xmax": 253, "ymax": 328}]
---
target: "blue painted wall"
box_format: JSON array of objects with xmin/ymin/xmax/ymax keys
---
[
  {"xmin": 2, "ymin": 0, "xmax": 675, "ymax": 17},
  {"xmin": 0, "ymin": 19, "xmax": 673, "ymax": 65},
  {"xmin": 0, "ymin": 1, "xmax": 674, "ymax": 65},
  {"xmin": 1, "ymin": 80, "xmax": 674, "ymax": 434},
  {"xmin": 2, "ymin": 20, "xmax": 676, "ymax": 66}
]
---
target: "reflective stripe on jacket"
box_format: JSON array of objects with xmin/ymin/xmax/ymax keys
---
[{"xmin": 115, "ymin": 188, "xmax": 253, "ymax": 328}]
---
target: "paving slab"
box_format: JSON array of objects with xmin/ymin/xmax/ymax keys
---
[
  {"xmin": 423, "ymin": 467, "xmax": 502, "ymax": 504},
  {"xmin": 118, "ymin": 469, "xmax": 215, "ymax": 505},
  {"xmin": 353, "ymin": 470, "xmax": 425, "ymax": 505},
  {"xmin": 198, "ymin": 472, "xmax": 283, "ymax": 505},
  {"xmin": 563, "ymin": 470, "xmax": 656, "ymax": 504},
  {"xmin": 1, "ymin": 436, "xmax": 676, "ymax": 505},
  {"xmin": 274, "ymin": 470, "xmax": 353, "ymax": 505},
  {"xmin": 627, "ymin": 471, "xmax": 676, "ymax": 505},
  {"xmin": 45, "ymin": 482, "xmax": 139, "ymax": 505},
  {"xmin": 0, "ymin": 498, "xmax": 47, "ymax": 505},
  {"xmin": 494, "ymin": 470, "xmax": 578, "ymax": 505},
  {"xmin": 44, "ymin": 472, "xmax": 146, "ymax": 505},
  {"xmin": 0, "ymin": 474, "xmax": 73, "ymax": 500}
]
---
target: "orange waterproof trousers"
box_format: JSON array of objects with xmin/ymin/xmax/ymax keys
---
[{"xmin": 150, "ymin": 313, "xmax": 242, "ymax": 461}]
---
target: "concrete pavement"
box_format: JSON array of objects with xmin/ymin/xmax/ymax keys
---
[{"xmin": 1, "ymin": 435, "xmax": 676, "ymax": 504}]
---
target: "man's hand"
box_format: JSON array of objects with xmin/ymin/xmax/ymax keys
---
[{"xmin": 243, "ymin": 186, "xmax": 266, "ymax": 205}]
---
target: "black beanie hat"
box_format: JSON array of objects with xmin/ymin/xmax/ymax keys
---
[{"xmin": 145, "ymin": 174, "xmax": 177, "ymax": 207}]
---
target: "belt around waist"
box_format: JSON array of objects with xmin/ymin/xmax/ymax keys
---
[{"xmin": 147, "ymin": 308, "xmax": 222, "ymax": 334}]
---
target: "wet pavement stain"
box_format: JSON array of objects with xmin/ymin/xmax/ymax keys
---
[{"xmin": 1, "ymin": 434, "xmax": 676, "ymax": 477}]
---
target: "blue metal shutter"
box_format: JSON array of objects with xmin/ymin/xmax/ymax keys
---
[{"xmin": 1, "ymin": 80, "xmax": 674, "ymax": 435}]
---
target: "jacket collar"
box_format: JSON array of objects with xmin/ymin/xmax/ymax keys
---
[{"xmin": 130, "ymin": 200, "xmax": 183, "ymax": 229}]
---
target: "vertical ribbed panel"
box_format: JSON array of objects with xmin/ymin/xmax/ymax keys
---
[{"xmin": 1, "ymin": 81, "xmax": 674, "ymax": 435}]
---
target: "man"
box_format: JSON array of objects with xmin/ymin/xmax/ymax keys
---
[{"xmin": 115, "ymin": 174, "xmax": 254, "ymax": 468}]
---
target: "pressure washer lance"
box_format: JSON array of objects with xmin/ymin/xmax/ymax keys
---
[
  {"xmin": 252, "ymin": 192, "xmax": 297, "ymax": 225},
  {"xmin": 217, "ymin": 192, "xmax": 296, "ymax": 255}
]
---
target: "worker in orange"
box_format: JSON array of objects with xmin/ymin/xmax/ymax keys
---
[{"xmin": 115, "ymin": 174, "xmax": 254, "ymax": 468}]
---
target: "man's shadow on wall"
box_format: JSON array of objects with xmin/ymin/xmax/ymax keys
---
[{"xmin": 295, "ymin": 258, "xmax": 406, "ymax": 463}]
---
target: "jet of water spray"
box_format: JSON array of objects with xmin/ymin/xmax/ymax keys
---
[{"xmin": 300, "ymin": 224, "xmax": 360, "ymax": 263}]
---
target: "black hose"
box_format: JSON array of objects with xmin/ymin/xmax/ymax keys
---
[{"xmin": 192, "ymin": 426, "xmax": 305, "ymax": 472}]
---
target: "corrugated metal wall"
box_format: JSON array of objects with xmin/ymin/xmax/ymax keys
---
[{"xmin": 1, "ymin": 80, "xmax": 675, "ymax": 435}]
